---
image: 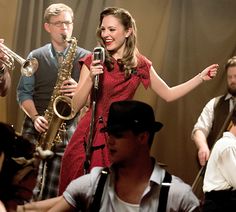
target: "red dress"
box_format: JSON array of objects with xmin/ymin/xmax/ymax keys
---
[{"xmin": 59, "ymin": 54, "xmax": 152, "ymax": 193}]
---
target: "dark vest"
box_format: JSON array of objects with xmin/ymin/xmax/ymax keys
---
[
  {"xmin": 207, "ymin": 95, "xmax": 230, "ymax": 149},
  {"xmin": 32, "ymin": 44, "xmax": 89, "ymax": 115}
]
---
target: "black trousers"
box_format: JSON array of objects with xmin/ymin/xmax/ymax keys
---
[{"xmin": 202, "ymin": 189, "xmax": 236, "ymax": 212}]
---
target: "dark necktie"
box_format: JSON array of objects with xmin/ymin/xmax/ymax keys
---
[
  {"xmin": 230, "ymin": 97, "xmax": 236, "ymax": 112},
  {"xmin": 56, "ymin": 52, "xmax": 64, "ymax": 66}
]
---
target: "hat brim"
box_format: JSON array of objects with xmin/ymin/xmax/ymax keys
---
[{"xmin": 100, "ymin": 121, "xmax": 163, "ymax": 133}]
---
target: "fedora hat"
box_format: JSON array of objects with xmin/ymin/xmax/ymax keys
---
[{"xmin": 101, "ymin": 100, "xmax": 163, "ymax": 133}]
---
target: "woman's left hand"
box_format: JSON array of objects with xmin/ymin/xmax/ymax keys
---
[{"xmin": 200, "ymin": 64, "xmax": 219, "ymax": 81}]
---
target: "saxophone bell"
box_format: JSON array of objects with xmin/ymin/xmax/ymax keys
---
[{"xmin": 53, "ymin": 95, "xmax": 76, "ymax": 120}]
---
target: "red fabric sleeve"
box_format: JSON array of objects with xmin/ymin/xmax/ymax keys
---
[
  {"xmin": 136, "ymin": 54, "xmax": 152, "ymax": 89},
  {"xmin": 79, "ymin": 53, "xmax": 93, "ymax": 69}
]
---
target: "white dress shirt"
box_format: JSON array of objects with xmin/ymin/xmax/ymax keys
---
[
  {"xmin": 191, "ymin": 94, "xmax": 234, "ymax": 139},
  {"xmin": 203, "ymin": 132, "xmax": 236, "ymax": 192}
]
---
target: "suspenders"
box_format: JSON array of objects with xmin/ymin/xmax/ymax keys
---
[
  {"xmin": 90, "ymin": 167, "xmax": 110, "ymax": 212},
  {"xmin": 157, "ymin": 171, "xmax": 172, "ymax": 212},
  {"xmin": 90, "ymin": 168, "xmax": 172, "ymax": 212}
]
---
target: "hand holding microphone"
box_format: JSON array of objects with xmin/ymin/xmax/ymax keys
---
[
  {"xmin": 84, "ymin": 47, "xmax": 105, "ymax": 173},
  {"xmin": 93, "ymin": 47, "xmax": 105, "ymax": 90}
]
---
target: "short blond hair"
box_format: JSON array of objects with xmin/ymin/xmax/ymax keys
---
[{"xmin": 44, "ymin": 3, "xmax": 73, "ymax": 23}]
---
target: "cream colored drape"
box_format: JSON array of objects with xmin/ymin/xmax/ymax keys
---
[{"xmin": 0, "ymin": 0, "xmax": 236, "ymax": 186}]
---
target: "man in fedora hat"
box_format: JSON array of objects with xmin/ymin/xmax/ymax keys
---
[{"xmin": 18, "ymin": 100, "xmax": 199, "ymax": 211}]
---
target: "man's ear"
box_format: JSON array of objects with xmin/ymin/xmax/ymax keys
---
[
  {"xmin": 44, "ymin": 22, "xmax": 50, "ymax": 33},
  {"xmin": 138, "ymin": 131, "xmax": 149, "ymax": 145}
]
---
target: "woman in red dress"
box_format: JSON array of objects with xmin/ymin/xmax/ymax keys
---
[{"xmin": 59, "ymin": 7, "xmax": 218, "ymax": 193}]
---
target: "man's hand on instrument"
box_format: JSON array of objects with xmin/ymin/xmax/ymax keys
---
[
  {"xmin": 33, "ymin": 115, "xmax": 48, "ymax": 133},
  {"xmin": 198, "ymin": 146, "xmax": 210, "ymax": 166},
  {"xmin": 60, "ymin": 78, "xmax": 78, "ymax": 97}
]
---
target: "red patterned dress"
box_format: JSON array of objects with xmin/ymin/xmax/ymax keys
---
[{"xmin": 59, "ymin": 53, "xmax": 152, "ymax": 193}]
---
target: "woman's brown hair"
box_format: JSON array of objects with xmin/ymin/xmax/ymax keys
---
[{"xmin": 96, "ymin": 7, "xmax": 139, "ymax": 79}]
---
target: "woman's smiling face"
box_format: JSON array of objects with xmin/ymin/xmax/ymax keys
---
[{"xmin": 100, "ymin": 15, "xmax": 131, "ymax": 58}]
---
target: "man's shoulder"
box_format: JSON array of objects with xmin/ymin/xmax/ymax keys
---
[
  {"xmin": 90, "ymin": 166, "xmax": 104, "ymax": 176},
  {"xmin": 29, "ymin": 44, "xmax": 50, "ymax": 56},
  {"xmin": 76, "ymin": 46, "xmax": 90, "ymax": 57},
  {"xmin": 77, "ymin": 46, "xmax": 90, "ymax": 53},
  {"xmin": 77, "ymin": 167, "xmax": 104, "ymax": 184},
  {"xmin": 203, "ymin": 94, "xmax": 225, "ymax": 108},
  {"xmin": 65, "ymin": 167, "xmax": 104, "ymax": 194},
  {"xmin": 214, "ymin": 132, "xmax": 236, "ymax": 149},
  {"xmin": 168, "ymin": 175, "xmax": 197, "ymax": 201},
  {"xmin": 213, "ymin": 94, "xmax": 227, "ymax": 105},
  {"xmin": 168, "ymin": 175, "xmax": 199, "ymax": 209},
  {"xmin": 170, "ymin": 175, "xmax": 192, "ymax": 192}
]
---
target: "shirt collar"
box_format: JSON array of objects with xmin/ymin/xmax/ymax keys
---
[
  {"xmin": 109, "ymin": 157, "xmax": 165, "ymax": 187},
  {"xmin": 225, "ymin": 93, "xmax": 234, "ymax": 101},
  {"xmin": 50, "ymin": 43, "xmax": 69, "ymax": 58},
  {"xmin": 223, "ymin": 131, "xmax": 236, "ymax": 139},
  {"xmin": 149, "ymin": 158, "xmax": 165, "ymax": 186}
]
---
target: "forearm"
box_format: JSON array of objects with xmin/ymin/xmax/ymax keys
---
[
  {"xmin": 166, "ymin": 73, "xmax": 204, "ymax": 102},
  {"xmin": 192, "ymin": 129, "xmax": 209, "ymax": 150},
  {"xmin": 150, "ymin": 64, "xmax": 218, "ymax": 102},
  {"xmin": 193, "ymin": 129, "xmax": 211, "ymax": 166},
  {"xmin": 150, "ymin": 68, "xmax": 203, "ymax": 102},
  {"xmin": 21, "ymin": 99, "xmax": 39, "ymax": 120},
  {"xmin": 72, "ymin": 77, "xmax": 93, "ymax": 114},
  {"xmin": 48, "ymin": 196, "xmax": 76, "ymax": 212},
  {"xmin": 17, "ymin": 196, "xmax": 62, "ymax": 212}
]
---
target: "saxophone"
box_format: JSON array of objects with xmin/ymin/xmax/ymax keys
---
[{"xmin": 36, "ymin": 35, "xmax": 77, "ymax": 159}]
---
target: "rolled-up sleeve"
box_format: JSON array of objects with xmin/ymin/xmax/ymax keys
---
[
  {"xmin": 191, "ymin": 98, "xmax": 216, "ymax": 139},
  {"xmin": 17, "ymin": 75, "xmax": 35, "ymax": 105},
  {"xmin": 63, "ymin": 167, "xmax": 102, "ymax": 209}
]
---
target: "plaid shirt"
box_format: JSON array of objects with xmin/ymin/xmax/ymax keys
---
[{"xmin": 21, "ymin": 116, "xmax": 77, "ymax": 200}]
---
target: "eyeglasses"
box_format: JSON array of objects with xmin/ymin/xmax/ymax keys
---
[{"xmin": 49, "ymin": 21, "xmax": 73, "ymax": 27}]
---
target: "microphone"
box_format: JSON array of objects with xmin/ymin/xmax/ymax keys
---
[{"xmin": 93, "ymin": 47, "xmax": 105, "ymax": 90}]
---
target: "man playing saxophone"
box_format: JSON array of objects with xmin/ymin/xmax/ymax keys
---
[
  {"xmin": 17, "ymin": 3, "xmax": 89, "ymax": 200},
  {"xmin": 0, "ymin": 39, "xmax": 11, "ymax": 97}
]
